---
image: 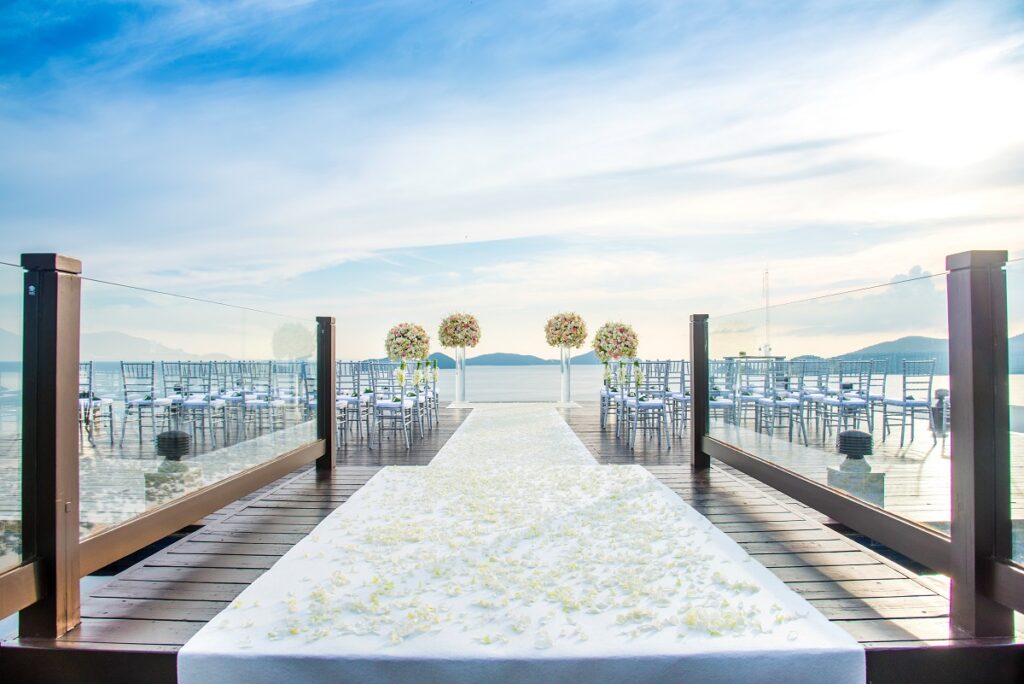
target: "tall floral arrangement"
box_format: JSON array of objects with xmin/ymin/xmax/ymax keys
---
[
  {"xmin": 438, "ymin": 313, "xmax": 481, "ymax": 348},
  {"xmin": 592, "ymin": 321, "xmax": 639, "ymax": 362},
  {"xmin": 384, "ymin": 323, "xmax": 430, "ymax": 361},
  {"xmin": 544, "ymin": 312, "xmax": 587, "ymax": 348}
]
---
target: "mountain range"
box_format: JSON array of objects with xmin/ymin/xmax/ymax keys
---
[{"xmin": 1, "ymin": 327, "xmax": 1022, "ymax": 372}]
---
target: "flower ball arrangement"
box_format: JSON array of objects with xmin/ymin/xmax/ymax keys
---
[
  {"xmin": 592, "ymin": 321, "xmax": 639, "ymax": 362},
  {"xmin": 438, "ymin": 313, "xmax": 481, "ymax": 348},
  {"xmin": 384, "ymin": 323, "xmax": 431, "ymax": 361},
  {"xmin": 544, "ymin": 312, "xmax": 588, "ymax": 349}
]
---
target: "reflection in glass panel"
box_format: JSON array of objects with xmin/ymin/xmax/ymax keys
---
[
  {"xmin": 78, "ymin": 279, "xmax": 317, "ymax": 540},
  {"xmin": 0, "ymin": 263, "xmax": 22, "ymax": 572},
  {"xmin": 708, "ymin": 272, "xmax": 952, "ymax": 535},
  {"xmin": 1008, "ymin": 259, "xmax": 1024, "ymax": 565}
]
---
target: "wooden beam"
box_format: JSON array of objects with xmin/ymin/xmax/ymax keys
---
[
  {"xmin": 78, "ymin": 440, "xmax": 326, "ymax": 576},
  {"xmin": 946, "ymin": 249, "xmax": 1013, "ymax": 637},
  {"xmin": 19, "ymin": 253, "xmax": 82, "ymax": 638},
  {"xmin": 316, "ymin": 316, "xmax": 336, "ymax": 470},
  {"xmin": 0, "ymin": 560, "xmax": 43, "ymax": 618},
  {"xmin": 690, "ymin": 314, "xmax": 709, "ymax": 470}
]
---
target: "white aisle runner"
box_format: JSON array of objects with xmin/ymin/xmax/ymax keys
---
[{"xmin": 179, "ymin": 404, "xmax": 864, "ymax": 684}]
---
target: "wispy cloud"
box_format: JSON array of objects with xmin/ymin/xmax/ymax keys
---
[{"xmin": 1, "ymin": 1, "xmax": 1022, "ymax": 357}]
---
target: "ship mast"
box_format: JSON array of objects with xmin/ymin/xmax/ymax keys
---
[{"xmin": 761, "ymin": 268, "xmax": 772, "ymax": 357}]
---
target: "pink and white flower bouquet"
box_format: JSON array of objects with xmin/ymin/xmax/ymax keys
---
[
  {"xmin": 438, "ymin": 313, "xmax": 481, "ymax": 348},
  {"xmin": 592, "ymin": 321, "xmax": 638, "ymax": 362},
  {"xmin": 384, "ymin": 323, "xmax": 430, "ymax": 361},
  {"xmin": 544, "ymin": 312, "xmax": 587, "ymax": 348}
]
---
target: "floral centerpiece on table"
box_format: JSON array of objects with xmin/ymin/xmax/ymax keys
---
[
  {"xmin": 385, "ymin": 323, "xmax": 430, "ymax": 361},
  {"xmin": 592, "ymin": 321, "xmax": 639, "ymax": 362},
  {"xmin": 438, "ymin": 312, "xmax": 481, "ymax": 348},
  {"xmin": 544, "ymin": 312, "xmax": 587, "ymax": 349}
]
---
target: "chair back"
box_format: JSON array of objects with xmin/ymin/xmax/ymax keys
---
[
  {"xmin": 336, "ymin": 361, "xmax": 362, "ymax": 397},
  {"xmin": 368, "ymin": 360, "xmax": 405, "ymax": 399},
  {"xmin": 245, "ymin": 361, "xmax": 274, "ymax": 401},
  {"xmin": 708, "ymin": 360, "xmax": 734, "ymax": 399},
  {"xmin": 79, "ymin": 362, "xmax": 93, "ymax": 402},
  {"xmin": 868, "ymin": 359, "xmax": 888, "ymax": 398},
  {"xmin": 301, "ymin": 362, "xmax": 316, "ymax": 412},
  {"xmin": 121, "ymin": 362, "xmax": 156, "ymax": 402},
  {"xmin": 837, "ymin": 360, "xmax": 871, "ymax": 397},
  {"xmin": 181, "ymin": 361, "xmax": 213, "ymax": 398},
  {"xmin": 162, "ymin": 361, "xmax": 183, "ymax": 399},
  {"xmin": 666, "ymin": 360, "xmax": 684, "ymax": 394},
  {"xmin": 765, "ymin": 359, "xmax": 796, "ymax": 399},
  {"xmin": 736, "ymin": 359, "xmax": 770, "ymax": 396},
  {"xmin": 900, "ymin": 359, "xmax": 935, "ymax": 400},
  {"xmin": 273, "ymin": 361, "xmax": 303, "ymax": 400},
  {"xmin": 634, "ymin": 360, "xmax": 669, "ymax": 398}
]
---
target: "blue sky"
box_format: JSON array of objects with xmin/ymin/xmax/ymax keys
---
[{"xmin": 1, "ymin": 1, "xmax": 1023, "ymax": 359}]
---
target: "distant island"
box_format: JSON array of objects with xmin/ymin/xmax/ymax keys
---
[
  {"xmin": 0, "ymin": 326, "xmax": 1021, "ymax": 372},
  {"xmin": 422, "ymin": 351, "xmax": 602, "ymax": 367}
]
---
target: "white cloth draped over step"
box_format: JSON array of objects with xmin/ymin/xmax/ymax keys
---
[{"xmin": 179, "ymin": 404, "xmax": 864, "ymax": 684}]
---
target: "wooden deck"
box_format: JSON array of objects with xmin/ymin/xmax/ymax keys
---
[{"xmin": 2, "ymin": 403, "xmax": 1022, "ymax": 682}]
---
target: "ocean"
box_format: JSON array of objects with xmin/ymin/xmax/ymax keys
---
[{"xmin": 2, "ymin": 363, "xmax": 1024, "ymax": 405}]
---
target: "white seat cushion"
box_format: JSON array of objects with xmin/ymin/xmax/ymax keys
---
[
  {"xmin": 128, "ymin": 397, "xmax": 172, "ymax": 407},
  {"xmin": 821, "ymin": 397, "xmax": 866, "ymax": 407},
  {"xmin": 756, "ymin": 397, "xmax": 800, "ymax": 407},
  {"xmin": 632, "ymin": 399, "xmax": 665, "ymax": 409},
  {"xmin": 883, "ymin": 398, "xmax": 930, "ymax": 407},
  {"xmin": 375, "ymin": 399, "xmax": 415, "ymax": 409}
]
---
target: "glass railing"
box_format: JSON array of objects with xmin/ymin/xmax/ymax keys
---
[
  {"xmin": 0, "ymin": 262, "xmax": 23, "ymax": 573},
  {"xmin": 1008, "ymin": 257, "xmax": 1023, "ymax": 566},
  {"xmin": 708, "ymin": 270, "xmax": 952, "ymax": 535},
  {"xmin": 78, "ymin": 277, "xmax": 318, "ymax": 540}
]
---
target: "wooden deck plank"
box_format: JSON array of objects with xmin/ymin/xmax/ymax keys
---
[{"xmin": 3, "ymin": 403, "xmax": 1020, "ymax": 683}]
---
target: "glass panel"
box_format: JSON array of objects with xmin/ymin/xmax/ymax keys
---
[
  {"xmin": 708, "ymin": 272, "xmax": 952, "ymax": 535},
  {"xmin": 0, "ymin": 263, "xmax": 22, "ymax": 573},
  {"xmin": 1008, "ymin": 258, "xmax": 1024, "ymax": 565},
  {"xmin": 78, "ymin": 278, "xmax": 317, "ymax": 540}
]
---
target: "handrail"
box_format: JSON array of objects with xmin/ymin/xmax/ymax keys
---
[
  {"xmin": 693, "ymin": 249, "xmax": 1022, "ymax": 638},
  {"xmin": 1, "ymin": 252, "xmax": 337, "ymax": 639},
  {"xmin": 79, "ymin": 439, "xmax": 326, "ymax": 576}
]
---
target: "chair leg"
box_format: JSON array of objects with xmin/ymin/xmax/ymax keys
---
[{"xmin": 899, "ymin": 407, "xmax": 907, "ymax": 447}]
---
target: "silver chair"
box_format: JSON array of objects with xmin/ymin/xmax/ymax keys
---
[
  {"xmin": 754, "ymin": 360, "xmax": 808, "ymax": 445},
  {"xmin": 708, "ymin": 360, "xmax": 736, "ymax": 424},
  {"xmin": 246, "ymin": 361, "xmax": 287, "ymax": 436},
  {"xmin": 180, "ymin": 361, "xmax": 228, "ymax": 446},
  {"xmin": 882, "ymin": 359, "xmax": 936, "ymax": 446},
  {"xmin": 814, "ymin": 360, "xmax": 871, "ymax": 438},
  {"xmin": 667, "ymin": 359, "xmax": 690, "ymax": 436},
  {"xmin": 119, "ymin": 361, "xmax": 172, "ymax": 445},
  {"xmin": 626, "ymin": 360, "xmax": 671, "ymax": 450},
  {"xmin": 79, "ymin": 361, "xmax": 115, "ymax": 446},
  {"xmin": 368, "ymin": 361, "xmax": 415, "ymax": 449},
  {"xmin": 336, "ymin": 360, "xmax": 371, "ymax": 443}
]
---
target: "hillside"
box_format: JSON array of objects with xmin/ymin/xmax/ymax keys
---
[{"xmin": 467, "ymin": 352, "xmax": 557, "ymax": 366}]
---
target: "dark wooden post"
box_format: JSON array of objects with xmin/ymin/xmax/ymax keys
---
[
  {"xmin": 19, "ymin": 254, "xmax": 82, "ymax": 638},
  {"xmin": 316, "ymin": 316, "xmax": 336, "ymax": 470},
  {"xmin": 690, "ymin": 314, "xmax": 710, "ymax": 471},
  {"xmin": 946, "ymin": 249, "xmax": 1013, "ymax": 638}
]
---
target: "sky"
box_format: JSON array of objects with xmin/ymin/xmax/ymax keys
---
[{"xmin": 1, "ymin": 0, "xmax": 1023, "ymax": 360}]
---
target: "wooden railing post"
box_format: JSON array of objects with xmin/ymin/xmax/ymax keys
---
[
  {"xmin": 690, "ymin": 314, "xmax": 710, "ymax": 471},
  {"xmin": 316, "ymin": 316, "xmax": 336, "ymax": 470},
  {"xmin": 946, "ymin": 249, "xmax": 1013, "ymax": 637},
  {"xmin": 19, "ymin": 253, "xmax": 82, "ymax": 638}
]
